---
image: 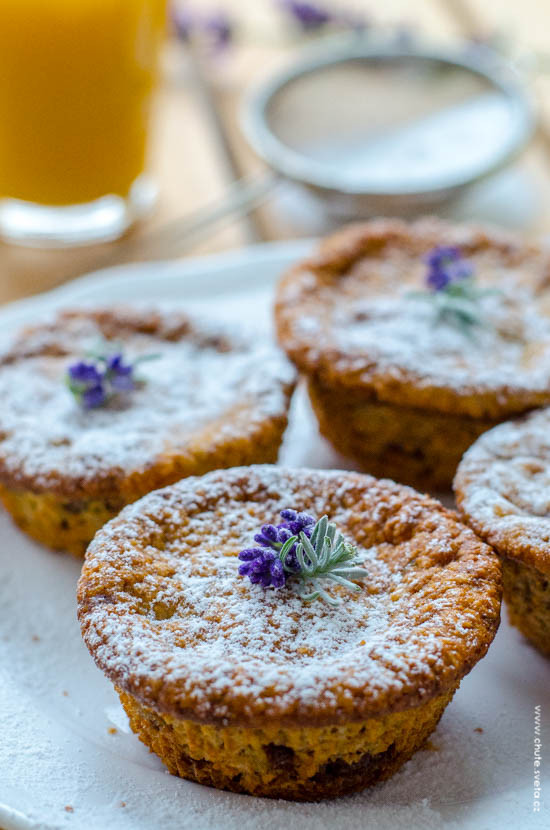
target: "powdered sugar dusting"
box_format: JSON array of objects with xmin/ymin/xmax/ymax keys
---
[
  {"xmin": 80, "ymin": 466, "xmax": 501, "ymax": 725},
  {"xmin": 0, "ymin": 309, "xmax": 294, "ymax": 492},
  {"xmin": 329, "ymin": 287, "xmax": 550, "ymax": 390},
  {"xmin": 278, "ymin": 219, "xmax": 550, "ymax": 407},
  {"xmin": 455, "ymin": 408, "xmax": 550, "ymax": 575}
]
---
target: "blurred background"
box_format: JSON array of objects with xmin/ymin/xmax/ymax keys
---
[{"xmin": 1, "ymin": 0, "xmax": 550, "ymax": 303}]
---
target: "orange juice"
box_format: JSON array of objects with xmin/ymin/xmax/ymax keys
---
[{"xmin": 0, "ymin": 0, "xmax": 166, "ymax": 206}]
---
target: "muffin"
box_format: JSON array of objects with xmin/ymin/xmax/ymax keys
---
[
  {"xmin": 455, "ymin": 408, "xmax": 550, "ymax": 657},
  {"xmin": 275, "ymin": 217, "xmax": 550, "ymax": 490},
  {"xmin": 78, "ymin": 465, "xmax": 501, "ymax": 800},
  {"xmin": 0, "ymin": 308, "xmax": 294, "ymax": 556}
]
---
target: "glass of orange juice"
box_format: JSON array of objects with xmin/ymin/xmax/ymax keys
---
[{"xmin": 0, "ymin": 0, "xmax": 166, "ymax": 246}]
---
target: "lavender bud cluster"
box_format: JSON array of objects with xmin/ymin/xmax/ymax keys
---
[{"xmin": 238, "ymin": 508, "xmax": 315, "ymax": 588}]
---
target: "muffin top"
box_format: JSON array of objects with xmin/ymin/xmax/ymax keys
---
[
  {"xmin": 0, "ymin": 308, "xmax": 294, "ymax": 500},
  {"xmin": 455, "ymin": 408, "xmax": 550, "ymax": 577},
  {"xmin": 275, "ymin": 217, "xmax": 550, "ymax": 418},
  {"xmin": 78, "ymin": 465, "xmax": 501, "ymax": 728}
]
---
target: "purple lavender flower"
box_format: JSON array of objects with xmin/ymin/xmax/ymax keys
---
[
  {"xmin": 171, "ymin": 4, "xmax": 233, "ymax": 52},
  {"xmin": 238, "ymin": 547, "xmax": 265, "ymax": 562},
  {"xmin": 278, "ymin": 0, "xmax": 332, "ymax": 29},
  {"xmin": 203, "ymin": 10, "xmax": 233, "ymax": 51},
  {"xmin": 278, "ymin": 511, "xmax": 315, "ymax": 568},
  {"xmin": 276, "ymin": 526, "xmax": 293, "ymax": 544},
  {"xmin": 255, "ymin": 511, "xmax": 314, "ymax": 566},
  {"xmin": 283, "ymin": 512, "xmax": 315, "ymax": 537},
  {"xmin": 278, "ymin": 0, "xmax": 368, "ymax": 32},
  {"xmin": 238, "ymin": 549, "xmax": 285, "ymax": 588},
  {"xmin": 254, "ymin": 524, "xmax": 279, "ymax": 545},
  {"xmin": 66, "ymin": 346, "xmax": 156, "ymax": 410},
  {"xmin": 68, "ymin": 361, "xmax": 103, "ymax": 385},
  {"xmin": 425, "ymin": 245, "xmax": 473, "ymax": 292},
  {"xmin": 82, "ymin": 384, "xmax": 107, "ymax": 409},
  {"xmin": 67, "ymin": 361, "xmax": 106, "ymax": 410},
  {"xmin": 238, "ymin": 509, "xmax": 317, "ymax": 589},
  {"xmin": 171, "ymin": 5, "xmax": 193, "ymax": 42},
  {"xmin": 106, "ymin": 354, "xmax": 135, "ymax": 392}
]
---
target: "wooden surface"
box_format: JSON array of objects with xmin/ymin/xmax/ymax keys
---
[{"xmin": 1, "ymin": 0, "xmax": 550, "ymax": 304}]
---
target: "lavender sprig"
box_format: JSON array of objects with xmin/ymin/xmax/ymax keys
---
[
  {"xmin": 278, "ymin": 0, "xmax": 332, "ymax": 30},
  {"xmin": 239, "ymin": 509, "xmax": 314, "ymax": 587},
  {"xmin": 203, "ymin": 11, "xmax": 233, "ymax": 50},
  {"xmin": 425, "ymin": 245, "xmax": 473, "ymax": 291},
  {"xmin": 171, "ymin": 5, "xmax": 233, "ymax": 52},
  {"xmin": 66, "ymin": 344, "xmax": 159, "ymax": 410},
  {"xmin": 238, "ymin": 510, "xmax": 367, "ymax": 606},
  {"xmin": 410, "ymin": 245, "xmax": 496, "ymax": 334},
  {"xmin": 277, "ymin": 0, "xmax": 368, "ymax": 32}
]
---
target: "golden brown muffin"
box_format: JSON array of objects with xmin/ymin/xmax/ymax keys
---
[
  {"xmin": 0, "ymin": 308, "xmax": 295, "ymax": 556},
  {"xmin": 275, "ymin": 217, "xmax": 550, "ymax": 491},
  {"xmin": 455, "ymin": 409, "xmax": 550, "ymax": 658},
  {"xmin": 78, "ymin": 465, "xmax": 502, "ymax": 800}
]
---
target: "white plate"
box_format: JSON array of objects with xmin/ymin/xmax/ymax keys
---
[{"xmin": 0, "ymin": 242, "xmax": 548, "ymax": 830}]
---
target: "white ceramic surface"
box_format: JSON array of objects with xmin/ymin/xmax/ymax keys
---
[{"xmin": 0, "ymin": 242, "xmax": 548, "ymax": 830}]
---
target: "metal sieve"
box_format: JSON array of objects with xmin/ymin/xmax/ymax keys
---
[{"xmin": 242, "ymin": 36, "xmax": 535, "ymax": 218}]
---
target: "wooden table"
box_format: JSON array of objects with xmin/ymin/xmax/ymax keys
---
[{"xmin": 1, "ymin": 0, "xmax": 550, "ymax": 305}]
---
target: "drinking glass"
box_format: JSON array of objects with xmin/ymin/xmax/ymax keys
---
[{"xmin": 0, "ymin": 0, "xmax": 167, "ymax": 246}]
